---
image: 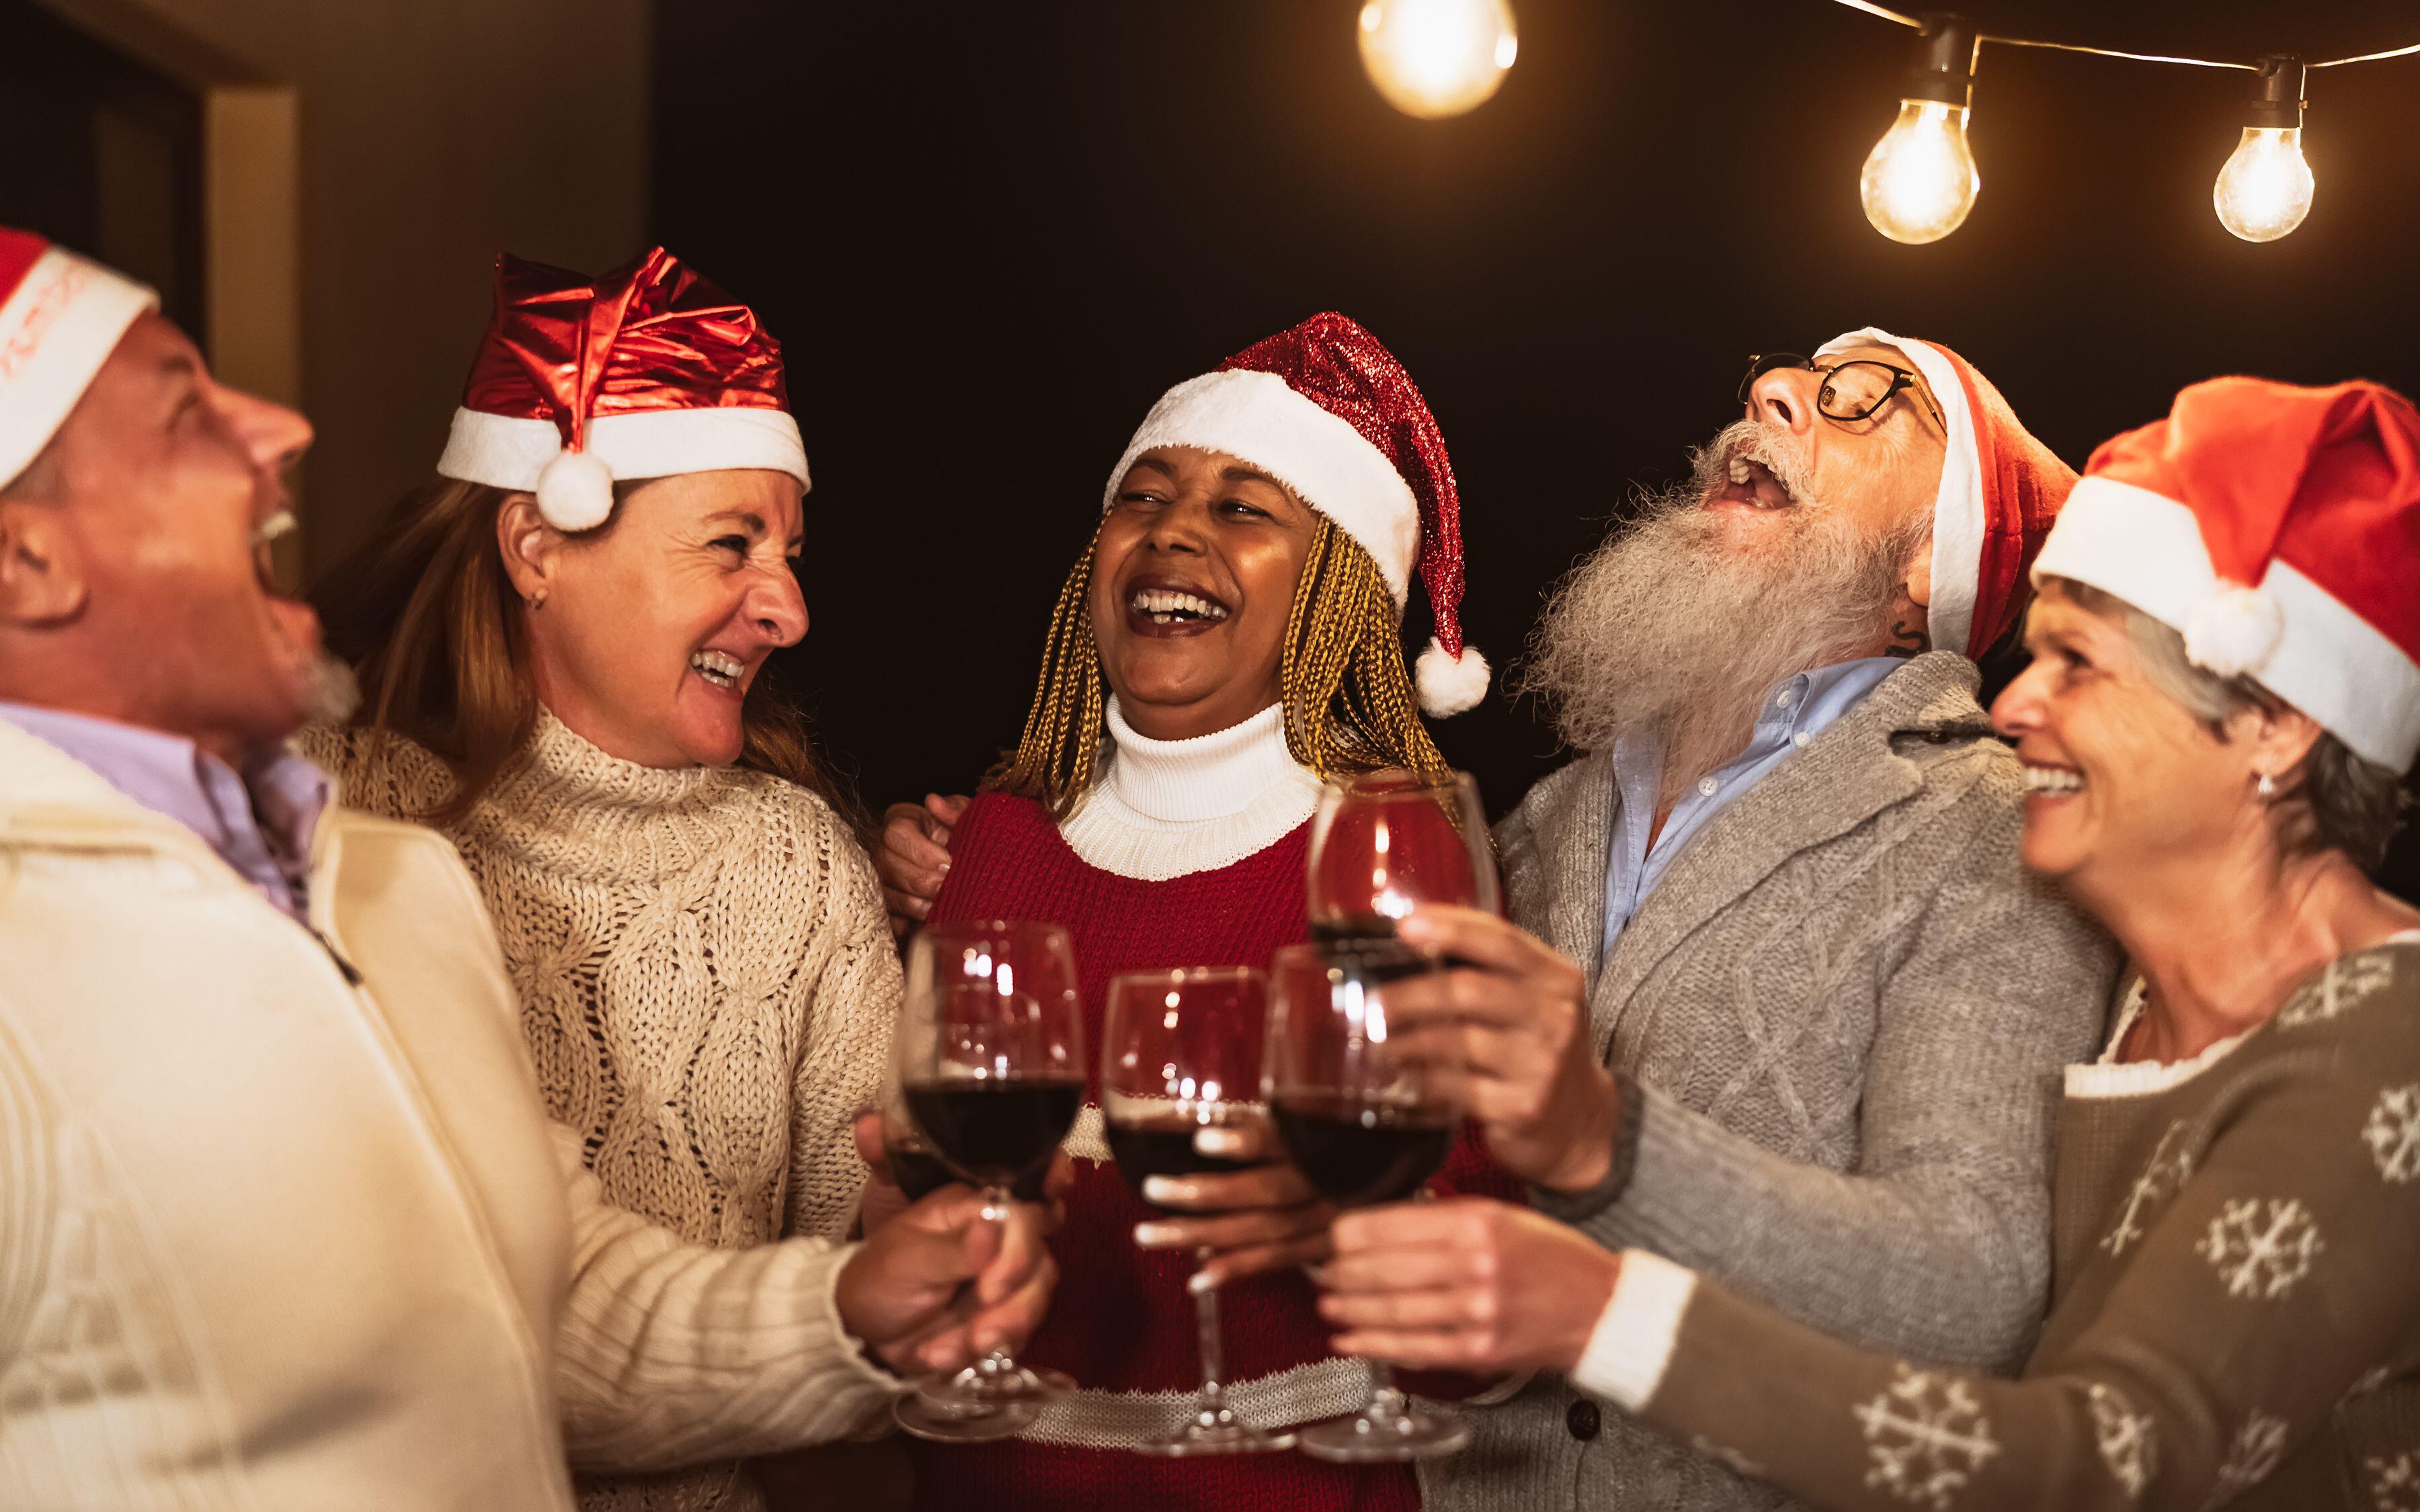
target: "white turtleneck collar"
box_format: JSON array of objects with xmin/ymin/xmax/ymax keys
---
[{"xmin": 1057, "ymin": 697, "xmax": 1324, "ymax": 882}]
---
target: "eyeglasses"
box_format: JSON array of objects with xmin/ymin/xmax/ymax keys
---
[{"xmin": 1738, "ymin": 352, "xmax": 1945, "ymax": 431}]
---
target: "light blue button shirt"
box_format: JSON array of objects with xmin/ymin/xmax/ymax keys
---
[
  {"xmin": 0, "ymin": 701, "xmax": 330, "ymax": 922},
  {"xmin": 1602, "ymin": 657, "xmax": 1901, "ymax": 958}
]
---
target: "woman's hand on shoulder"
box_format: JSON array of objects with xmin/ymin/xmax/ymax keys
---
[{"xmin": 878, "ymin": 793, "xmax": 970, "ymax": 936}]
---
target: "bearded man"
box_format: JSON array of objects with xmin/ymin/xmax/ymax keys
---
[
  {"xmin": 1330, "ymin": 333, "xmax": 2121, "ymax": 1512},
  {"xmin": 0, "ymin": 228, "xmax": 1054, "ymax": 1508}
]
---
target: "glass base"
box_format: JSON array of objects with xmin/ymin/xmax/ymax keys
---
[
  {"xmin": 1295, "ymin": 1401, "xmax": 1470, "ymax": 1463},
  {"xmin": 1135, "ymin": 1402, "xmax": 1297, "ymax": 1458},
  {"xmin": 891, "ymin": 1361, "xmax": 1072, "ymax": 1444}
]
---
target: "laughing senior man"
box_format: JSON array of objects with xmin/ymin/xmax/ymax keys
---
[
  {"xmin": 1353, "ymin": 335, "xmax": 2120, "ymax": 1512},
  {"xmin": 0, "ymin": 228, "xmax": 1053, "ymax": 1509}
]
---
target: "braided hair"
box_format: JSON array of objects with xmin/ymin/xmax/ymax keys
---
[{"xmin": 984, "ymin": 514, "xmax": 1449, "ymax": 818}]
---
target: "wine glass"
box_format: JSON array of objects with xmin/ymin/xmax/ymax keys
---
[
  {"xmin": 1306, "ymin": 770, "xmax": 1499, "ymax": 949},
  {"xmin": 1101, "ymin": 966, "xmax": 1294, "ymax": 1457},
  {"xmin": 1264, "ymin": 942, "xmax": 1470, "ymax": 1462},
  {"xmin": 879, "ymin": 1075, "xmax": 1052, "ymax": 1205},
  {"xmin": 891, "ymin": 919, "xmax": 1086, "ymax": 1443}
]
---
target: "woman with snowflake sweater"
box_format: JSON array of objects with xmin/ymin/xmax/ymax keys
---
[
  {"xmin": 884, "ymin": 312, "xmax": 1513, "ymax": 1511},
  {"xmin": 1320, "ymin": 376, "xmax": 2420, "ymax": 1511}
]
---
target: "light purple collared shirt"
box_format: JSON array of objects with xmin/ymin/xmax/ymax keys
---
[{"xmin": 0, "ymin": 701, "xmax": 331, "ymax": 923}]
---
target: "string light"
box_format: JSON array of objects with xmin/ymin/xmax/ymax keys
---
[
  {"xmin": 1359, "ymin": 0, "xmax": 1518, "ymax": 120},
  {"xmin": 1860, "ymin": 15, "xmax": 1981, "ymax": 244},
  {"xmin": 2214, "ymin": 56, "xmax": 2314, "ymax": 243},
  {"xmin": 1816, "ymin": 1, "xmax": 2418, "ymax": 246}
]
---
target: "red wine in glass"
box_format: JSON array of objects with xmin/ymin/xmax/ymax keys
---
[
  {"xmin": 1100, "ymin": 966, "xmax": 1293, "ymax": 1456},
  {"xmin": 1264, "ymin": 941, "xmax": 1471, "ymax": 1463},
  {"xmin": 889, "ymin": 919, "xmax": 1086, "ymax": 1444}
]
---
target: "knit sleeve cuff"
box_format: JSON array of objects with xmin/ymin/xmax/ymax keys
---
[
  {"xmin": 1532, "ymin": 1071, "xmax": 1645, "ymax": 1224},
  {"xmin": 1568, "ymin": 1248, "xmax": 1698, "ymax": 1412}
]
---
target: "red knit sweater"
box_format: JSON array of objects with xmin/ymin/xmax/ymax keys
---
[{"xmin": 910, "ymin": 792, "xmax": 1506, "ymax": 1512}]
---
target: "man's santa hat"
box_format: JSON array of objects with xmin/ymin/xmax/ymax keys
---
[
  {"xmin": 2033, "ymin": 376, "xmax": 2420, "ymax": 771},
  {"xmin": 438, "ymin": 246, "xmax": 808, "ymax": 532},
  {"xmin": 0, "ymin": 228, "xmax": 157, "ymax": 488},
  {"xmin": 1102, "ymin": 312, "xmax": 1489, "ymax": 718},
  {"xmin": 1816, "ymin": 329, "xmax": 2076, "ymax": 659}
]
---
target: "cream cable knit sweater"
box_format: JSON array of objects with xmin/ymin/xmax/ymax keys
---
[{"xmin": 302, "ymin": 711, "xmax": 899, "ymax": 1512}]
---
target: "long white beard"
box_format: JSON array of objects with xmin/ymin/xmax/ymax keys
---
[{"xmin": 1521, "ymin": 421, "xmax": 1920, "ymax": 792}]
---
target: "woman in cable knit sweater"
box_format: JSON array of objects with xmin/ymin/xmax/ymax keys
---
[
  {"xmin": 1321, "ymin": 378, "xmax": 2420, "ymax": 1511},
  {"xmin": 302, "ymin": 248, "xmax": 901, "ymax": 1512}
]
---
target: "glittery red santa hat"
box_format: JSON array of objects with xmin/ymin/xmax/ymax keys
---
[
  {"xmin": 1817, "ymin": 328, "xmax": 2076, "ymax": 658},
  {"xmin": 2034, "ymin": 376, "xmax": 2420, "ymax": 771},
  {"xmin": 438, "ymin": 246, "xmax": 808, "ymax": 532},
  {"xmin": 0, "ymin": 228, "xmax": 157, "ymax": 488},
  {"xmin": 1102, "ymin": 312, "xmax": 1488, "ymax": 717}
]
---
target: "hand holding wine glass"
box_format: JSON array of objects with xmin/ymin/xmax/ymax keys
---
[
  {"xmin": 1264, "ymin": 941, "xmax": 1471, "ymax": 1462},
  {"xmin": 1102, "ymin": 966, "xmax": 1295, "ymax": 1456},
  {"xmin": 889, "ymin": 919, "xmax": 1086, "ymax": 1442}
]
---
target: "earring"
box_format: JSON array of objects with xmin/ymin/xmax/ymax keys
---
[
  {"xmin": 528, "ymin": 590, "xmax": 547, "ymax": 610},
  {"xmin": 2255, "ymin": 770, "xmax": 2277, "ymax": 801}
]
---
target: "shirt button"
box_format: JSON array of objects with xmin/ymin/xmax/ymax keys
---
[
  {"xmin": 1696, "ymin": 776, "xmax": 1718, "ymax": 798},
  {"xmin": 1775, "ymin": 687, "xmax": 1796, "ymax": 709},
  {"xmin": 1793, "ymin": 732, "xmax": 1811, "ymax": 749},
  {"xmin": 1567, "ymin": 1399, "xmax": 1602, "ymax": 1440}
]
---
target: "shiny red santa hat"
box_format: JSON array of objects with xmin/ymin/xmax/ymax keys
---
[
  {"xmin": 1102, "ymin": 312, "xmax": 1488, "ymax": 717},
  {"xmin": 0, "ymin": 228, "xmax": 158, "ymax": 488},
  {"xmin": 1816, "ymin": 328, "xmax": 2076, "ymax": 659},
  {"xmin": 2033, "ymin": 376, "xmax": 2420, "ymax": 771},
  {"xmin": 438, "ymin": 246, "xmax": 808, "ymax": 532}
]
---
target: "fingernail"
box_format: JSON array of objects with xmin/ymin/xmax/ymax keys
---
[
  {"xmin": 1134, "ymin": 1222, "xmax": 1180, "ymax": 1247},
  {"xmin": 1195, "ymin": 1128, "xmax": 1248, "ymax": 1157},
  {"xmin": 1141, "ymin": 1176, "xmax": 1190, "ymax": 1205},
  {"xmin": 1187, "ymin": 1269, "xmax": 1218, "ymax": 1296},
  {"xmin": 1304, "ymin": 1263, "xmax": 1331, "ymax": 1287},
  {"xmin": 938, "ymin": 859, "xmax": 952, "ymax": 873}
]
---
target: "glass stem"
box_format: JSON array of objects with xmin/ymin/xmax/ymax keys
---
[
  {"xmin": 1192, "ymin": 1249, "xmax": 1227, "ymax": 1411},
  {"xmin": 1367, "ymin": 1358, "xmax": 1406, "ymax": 1417},
  {"xmin": 977, "ymin": 1185, "xmax": 1014, "ymax": 1377}
]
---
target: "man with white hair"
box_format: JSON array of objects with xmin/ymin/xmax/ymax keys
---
[
  {"xmin": 1360, "ymin": 335, "xmax": 2122, "ymax": 1512},
  {"xmin": 0, "ymin": 228, "xmax": 1053, "ymax": 1509}
]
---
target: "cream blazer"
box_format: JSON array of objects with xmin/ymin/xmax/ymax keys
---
[{"xmin": 0, "ymin": 721, "xmax": 895, "ymax": 1509}]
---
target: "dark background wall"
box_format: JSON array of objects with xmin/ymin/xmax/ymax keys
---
[{"xmin": 653, "ymin": 0, "xmax": 2420, "ymax": 896}]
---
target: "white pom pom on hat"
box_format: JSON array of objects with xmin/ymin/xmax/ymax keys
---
[
  {"xmin": 2027, "ymin": 376, "xmax": 2420, "ymax": 772},
  {"xmin": 1416, "ymin": 638, "xmax": 1491, "ymax": 718},
  {"xmin": 534, "ymin": 448, "xmax": 616, "ymax": 532},
  {"xmin": 2181, "ymin": 582, "xmax": 2285, "ymax": 679}
]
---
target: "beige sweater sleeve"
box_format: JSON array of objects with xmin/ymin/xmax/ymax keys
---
[
  {"xmin": 784, "ymin": 812, "xmax": 900, "ymax": 1241},
  {"xmin": 549, "ymin": 1124, "xmax": 900, "ymax": 1470},
  {"xmin": 1580, "ymin": 971, "xmax": 2420, "ymax": 1512}
]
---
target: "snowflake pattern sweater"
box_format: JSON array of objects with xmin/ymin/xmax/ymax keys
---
[
  {"xmin": 911, "ymin": 700, "xmax": 1510, "ymax": 1512},
  {"xmin": 1572, "ymin": 939, "xmax": 2420, "ymax": 1512},
  {"xmin": 302, "ymin": 712, "xmax": 900, "ymax": 1512}
]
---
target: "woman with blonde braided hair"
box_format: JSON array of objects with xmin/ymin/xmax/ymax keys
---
[{"xmin": 873, "ymin": 313, "xmax": 1512, "ymax": 1512}]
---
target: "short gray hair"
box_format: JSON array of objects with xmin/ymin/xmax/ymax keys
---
[{"xmin": 2052, "ymin": 577, "xmax": 2410, "ymax": 874}]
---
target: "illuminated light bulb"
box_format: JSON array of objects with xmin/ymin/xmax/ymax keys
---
[
  {"xmin": 1859, "ymin": 13, "xmax": 1982, "ymax": 245},
  {"xmin": 1358, "ymin": 0, "xmax": 1517, "ymax": 120},
  {"xmin": 1861, "ymin": 100, "xmax": 1981, "ymax": 243},
  {"xmin": 2214, "ymin": 55, "xmax": 2312, "ymax": 243}
]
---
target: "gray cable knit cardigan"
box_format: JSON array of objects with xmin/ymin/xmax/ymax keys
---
[{"xmin": 1419, "ymin": 653, "xmax": 2118, "ymax": 1512}]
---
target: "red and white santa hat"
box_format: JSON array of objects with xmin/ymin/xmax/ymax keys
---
[
  {"xmin": 438, "ymin": 245, "xmax": 808, "ymax": 532},
  {"xmin": 2033, "ymin": 376, "xmax": 2420, "ymax": 771},
  {"xmin": 1102, "ymin": 312, "xmax": 1488, "ymax": 717},
  {"xmin": 1816, "ymin": 329, "xmax": 2076, "ymax": 659},
  {"xmin": 0, "ymin": 228, "xmax": 157, "ymax": 488}
]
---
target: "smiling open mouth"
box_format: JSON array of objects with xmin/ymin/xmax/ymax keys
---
[
  {"xmin": 1721, "ymin": 455, "xmax": 1800, "ymax": 510},
  {"xmin": 690, "ymin": 650, "xmax": 744, "ymax": 689},
  {"xmin": 1129, "ymin": 587, "xmax": 1230, "ymax": 626},
  {"xmin": 2022, "ymin": 764, "xmax": 2085, "ymax": 796},
  {"xmin": 251, "ymin": 510, "xmax": 296, "ymax": 592}
]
